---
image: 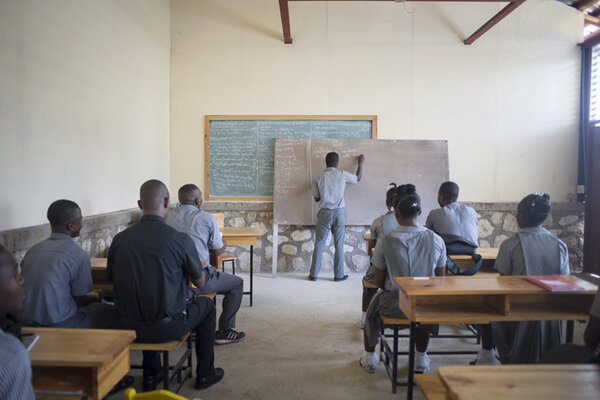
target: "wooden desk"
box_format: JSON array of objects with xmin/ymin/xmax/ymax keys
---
[
  {"xmin": 23, "ymin": 327, "xmax": 136, "ymax": 400},
  {"xmin": 393, "ymin": 275, "xmax": 597, "ymax": 399},
  {"xmin": 220, "ymin": 227, "xmax": 261, "ymax": 307},
  {"xmin": 436, "ymin": 364, "xmax": 600, "ymax": 400},
  {"xmin": 91, "ymin": 257, "xmax": 111, "ymax": 291}
]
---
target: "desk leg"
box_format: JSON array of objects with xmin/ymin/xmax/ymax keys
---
[
  {"xmin": 407, "ymin": 322, "xmax": 416, "ymax": 400},
  {"xmin": 392, "ymin": 325, "xmax": 398, "ymax": 394},
  {"xmin": 566, "ymin": 320, "xmax": 574, "ymax": 343},
  {"xmin": 242, "ymin": 245, "xmax": 255, "ymax": 307},
  {"xmin": 249, "ymin": 245, "xmax": 254, "ymax": 307}
]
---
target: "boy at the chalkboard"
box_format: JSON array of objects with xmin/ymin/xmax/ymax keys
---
[
  {"xmin": 357, "ymin": 183, "xmax": 398, "ymax": 328},
  {"xmin": 473, "ymin": 193, "xmax": 569, "ymax": 365},
  {"xmin": 309, "ymin": 152, "xmax": 365, "ymax": 281},
  {"xmin": 360, "ymin": 185, "xmax": 446, "ymax": 373}
]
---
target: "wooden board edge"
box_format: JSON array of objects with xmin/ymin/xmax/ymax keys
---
[
  {"xmin": 204, "ymin": 116, "xmax": 211, "ymax": 200},
  {"xmin": 205, "ymin": 115, "xmax": 377, "ymax": 121},
  {"xmin": 372, "ymin": 115, "xmax": 377, "ymax": 139},
  {"xmin": 206, "ymin": 196, "xmax": 273, "ymax": 202}
]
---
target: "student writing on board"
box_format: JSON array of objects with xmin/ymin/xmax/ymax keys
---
[{"xmin": 308, "ymin": 152, "xmax": 365, "ymax": 282}]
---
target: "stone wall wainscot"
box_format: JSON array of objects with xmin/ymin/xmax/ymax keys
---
[{"xmin": 0, "ymin": 201, "xmax": 585, "ymax": 273}]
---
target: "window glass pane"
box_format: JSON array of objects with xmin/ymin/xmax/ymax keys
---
[{"xmin": 590, "ymin": 44, "xmax": 600, "ymax": 121}]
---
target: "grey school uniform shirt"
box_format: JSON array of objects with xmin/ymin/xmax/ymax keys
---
[
  {"xmin": 0, "ymin": 329, "xmax": 35, "ymax": 400},
  {"xmin": 18, "ymin": 232, "xmax": 93, "ymax": 326},
  {"xmin": 494, "ymin": 226, "xmax": 569, "ymax": 276},
  {"xmin": 372, "ymin": 225, "xmax": 446, "ymax": 292},
  {"xmin": 312, "ymin": 167, "xmax": 358, "ymax": 209},
  {"xmin": 425, "ymin": 202, "xmax": 478, "ymax": 247},
  {"xmin": 167, "ymin": 205, "xmax": 224, "ymax": 266}
]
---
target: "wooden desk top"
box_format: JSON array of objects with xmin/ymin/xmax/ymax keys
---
[
  {"xmin": 219, "ymin": 227, "xmax": 262, "ymax": 236},
  {"xmin": 91, "ymin": 257, "xmax": 106, "ymax": 270},
  {"xmin": 437, "ymin": 364, "xmax": 600, "ymax": 400},
  {"xmin": 393, "ymin": 275, "xmax": 598, "ymax": 296},
  {"xmin": 451, "ymin": 247, "xmax": 499, "ymax": 260},
  {"xmin": 22, "ymin": 327, "xmax": 136, "ymax": 368}
]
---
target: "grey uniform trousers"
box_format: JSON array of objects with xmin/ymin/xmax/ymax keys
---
[
  {"xmin": 310, "ymin": 208, "xmax": 346, "ymax": 279},
  {"xmin": 197, "ymin": 267, "xmax": 243, "ymax": 332}
]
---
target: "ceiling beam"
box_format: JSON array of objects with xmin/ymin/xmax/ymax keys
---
[
  {"xmin": 576, "ymin": 0, "xmax": 599, "ymax": 12},
  {"xmin": 279, "ymin": 0, "xmax": 292, "ymax": 44},
  {"xmin": 464, "ymin": 0, "xmax": 525, "ymax": 45},
  {"xmin": 585, "ymin": 13, "xmax": 600, "ymax": 27},
  {"xmin": 279, "ymin": 0, "xmax": 524, "ymax": 45}
]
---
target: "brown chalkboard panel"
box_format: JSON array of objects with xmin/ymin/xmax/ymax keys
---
[{"xmin": 273, "ymin": 138, "xmax": 449, "ymax": 225}]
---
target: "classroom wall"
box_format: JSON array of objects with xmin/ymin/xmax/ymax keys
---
[
  {"xmin": 170, "ymin": 0, "xmax": 582, "ymax": 203},
  {"xmin": 0, "ymin": 0, "xmax": 171, "ymax": 231}
]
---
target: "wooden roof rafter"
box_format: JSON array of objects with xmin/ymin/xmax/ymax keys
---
[{"xmin": 278, "ymin": 0, "xmax": 526, "ymax": 45}]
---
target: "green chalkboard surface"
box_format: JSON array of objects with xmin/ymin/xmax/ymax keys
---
[{"xmin": 204, "ymin": 116, "xmax": 377, "ymax": 199}]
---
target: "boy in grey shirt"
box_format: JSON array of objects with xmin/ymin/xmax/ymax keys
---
[
  {"xmin": 309, "ymin": 152, "xmax": 364, "ymax": 281},
  {"xmin": 18, "ymin": 200, "xmax": 116, "ymax": 328},
  {"xmin": 168, "ymin": 184, "xmax": 245, "ymax": 344},
  {"xmin": 426, "ymin": 181, "xmax": 478, "ymax": 248}
]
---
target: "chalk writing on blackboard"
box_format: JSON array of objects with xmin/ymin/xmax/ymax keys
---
[{"xmin": 205, "ymin": 117, "xmax": 376, "ymax": 198}]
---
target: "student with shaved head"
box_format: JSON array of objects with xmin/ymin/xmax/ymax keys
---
[
  {"xmin": 18, "ymin": 200, "xmax": 115, "ymax": 328},
  {"xmin": 167, "ymin": 184, "xmax": 245, "ymax": 344},
  {"xmin": 108, "ymin": 180, "xmax": 223, "ymax": 392}
]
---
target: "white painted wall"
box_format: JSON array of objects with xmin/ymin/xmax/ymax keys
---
[
  {"xmin": 170, "ymin": 0, "xmax": 582, "ymax": 203},
  {"xmin": 0, "ymin": 0, "xmax": 171, "ymax": 230}
]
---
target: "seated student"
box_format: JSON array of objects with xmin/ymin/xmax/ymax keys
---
[
  {"xmin": 585, "ymin": 288, "xmax": 600, "ymax": 355},
  {"xmin": 359, "ymin": 185, "xmax": 446, "ymax": 374},
  {"xmin": 541, "ymin": 287, "xmax": 600, "ymax": 363},
  {"xmin": 357, "ymin": 183, "xmax": 398, "ymax": 329},
  {"xmin": 17, "ymin": 200, "xmax": 116, "ymax": 328},
  {"xmin": 167, "ymin": 184, "xmax": 245, "ymax": 344},
  {"xmin": 473, "ymin": 193, "xmax": 569, "ymax": 365},
  {"xmin": 108, "ymin": 180, "xmax": 223, "ymax": 391},
  {"xmin": 0, "ymin": 245, "xmax": 35, "ymax": 400},
  {"xmin": 425, "ymin": 181, "xmax": 480, "ymax": 275}
]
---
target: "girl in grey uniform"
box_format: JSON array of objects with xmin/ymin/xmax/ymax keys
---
[
  {"xmin": 474, "ymin": 193, "xmax": 569, "ymax": 365},
  {"xmin": 357, "ymin": 183, "xmax": 399, "ymax": 329},
  {"xmin": 359, "ymin": 185, "xmax": 446, "ymax": 374}
]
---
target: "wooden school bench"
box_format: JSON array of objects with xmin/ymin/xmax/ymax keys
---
[
  {"xmin": 23, "ymin": 327, "xmax": 136, "ymax": 400},
  {"xmin": 130, "ymin": 333, "xmax": 193, "ymax": 393},
  {"xmin": 393, "ymin": 275, "xmax": 598, "ymax": 400}
]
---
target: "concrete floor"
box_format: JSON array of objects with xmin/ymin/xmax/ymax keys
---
[{"xmin": 107, "ymin": 271, "xmax": 588, "ymax": 400}]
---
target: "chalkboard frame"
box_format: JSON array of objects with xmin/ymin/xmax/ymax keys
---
[{"xmin": 204, "ymin": 115, "xmax": 378, "ymax": 201}]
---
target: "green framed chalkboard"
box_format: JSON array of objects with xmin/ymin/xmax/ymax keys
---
[{"xmin": 204, "ymin": 115, "xmax": 377, "ymax": 200}]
